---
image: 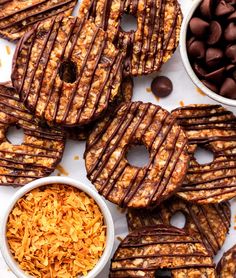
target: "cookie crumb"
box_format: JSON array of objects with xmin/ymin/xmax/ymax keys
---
[
  {"xmin": 146, "ymin": 87, "xmax": 151, "ymax": 93},
  {"xmin": 74, "ymin": 155, "xmax": 79, "ymax": 160},
  {"xmin": 116, "ymin": 236, "xmax": 124, "ymax": 242},
  {"xmin": 196, "ymin": 87, "xmax": 206, "ymax": 96},
  {"xmin": 155, "ymin": 96, "xmax": 160, "ymax": 102},
  {"xmin": 179, "ymin": 100, "xmax": 184, "ymax": 107},
  {"xmin": 5, "ymin": 45, "xmax": 11, "ymax": 55},
  {"xmin": 56, "ymin": 165, "xmax": 68, "ymax": 176}
]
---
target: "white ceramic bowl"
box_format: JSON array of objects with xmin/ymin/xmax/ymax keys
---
[
  {"xmin": 180, "ymin": 0, "xmax": 236, "ymax": 106},
  {"xmin": 0, "ymin": 176, "xmax": 114, "ymax": 278}
]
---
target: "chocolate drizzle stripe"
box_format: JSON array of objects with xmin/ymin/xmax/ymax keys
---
[
  {"xmin": 61, "ymin": 27, "xmax": 100, "ymax": 123},
  {"xmin": 101, "ymin": 104, "xmax": 152, "ymax": 197},
  {"xmin": 218, "ymin": 202, "xmax": 231, "ymax": 227},
  {"xmin": 151, "ymin": 0, "xmax": 163, "ymax": 70},
  {"xmin": 19, "ymin": 24, "xmax": 40, "ymax": 97},
  {"xmin": 1, "ymin": 0, "xmax": 75, "ymax": 29},
  {"xmin": 24, "ymin": 18, "xmax": 57, "ymax": 105},
  {"xmin": 142, "ymin": 0, "xmax": 156, "ymax": 73},
  {"xmin": 110, "ymin": 264, "xmax": 215, "ymax": 271},
  {"xmin": 189, "ymin": 135, "xmax": 236, "ymax": 144},
  {"xmin": 188, "ymin": 187, "xmax": 236, "ymax": 201},
  {"xmin": 91, "ymin": 102, "xmax": 141, "ymax": 182},
  {"xmin": 114, "ymin": 253, "xmax": 212, "ymax": 261},
  {"xmin": 181, "ymin": 184, "xmax": 236, "ymax": 191},
  {"xmin": 201, "ymin": 206, "xmax": 221, "ymax": 252},
  {"xmin": 89, "ymin": 52, "xmax": 123, "ymax": 123},
  {"xmin": 23, "ymin": 142, "xmax": 63, "ymax": 153},
  {"xmin": 75, "ymin": 35, "xmax": 108, "ymax": 123},
  {"xmin": 101, "ymin": 105, "xmax": 160, "ymax": 198},
  {"xmin": 0, "ymin": 150, "xmax": 58, "ymax": 159},
  {"xmin": 0, "ymin": 162, "xmax": 53, "ymax": 171},
  {"xmin": 123, "ymin": 114, "xmax": 176, "ymax": 206},
  {"xmin": 176, "ymin": 111, "xmax": 233, "ymax": 121},
  {"xmin": 0, "ymin": 182, "xmax": 34, "ymax": 187},
  {"xmin": 184, "ymin": 173, "xmax": 236, "ymax": 186},
  {"xmin": 87, "ymin": 102, "xmax": 133, "ymax": 177},
  {"xmin": 0, "ymin": 173, "xmax": 45, "ymax": 178},
  {"xmin": 174, "ymin": 105, "xmax": 222, "ymax": 112},
  {"xmin": 0, "ymin": 102, "xmax": 32, "ymax": 118},
  {"xmin": 148, "ymin": 128, "xmax": 182, "ymax": 204},
  {"xmin": 188, "ymin": 164, "xmax": 236, "ymax": 174}
]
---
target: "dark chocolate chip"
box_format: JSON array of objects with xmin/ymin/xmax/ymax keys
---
[
  {"xmin": 194, "ymin": 63, "xmax": 207, "ymax": 77},
  {"xmin": 205, "ymin": 67, "xmax": 225, "ymax": 84},
  {"xmin": 224, "ymin": 22, "xmax": 236, "ymax": 41},
  {"xmin": 188, "ymin": 40, "xmax": 206, "ymax": 59},
  {"xmin": 202, "ymin": 80, "xmax": 219, "ymax": 92},
  {"xmin": 189, "ymin": 17, "xmax": 209, "ymax": 38},
  {"xmin": 207, "ymin": 21, "xmax": 222, "ymax": 45},
  {"xmin": 206, "ymin": 48, "xmax": 224, "ymax": 67},
  {"xmin": 151, "ymin": 76, "xmax": 173, "ymax": 98},
  {"xmin": 215, "ymin": 0, "xmax": 235, "ymax": 16},
  {"xmin": 225, "ymin": 44, "xmax": 236, "ymax": 63},
  {"xmin": 220, "ymin": 78, "xmax": 236, "ymax": 98},
  {"xmin": 200, "ymin": 0, "xmax": 213, "ymax": 19},
  {"xmin": 228, "ymin": 10, "xmax": 236, "ymax": 20}
]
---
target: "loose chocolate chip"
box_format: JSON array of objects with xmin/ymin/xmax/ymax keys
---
[
  {"xmin": 151, "ymin": 76, "xmax": 173, "ymax": 98},
  {"xmin": 220, "ymin": 78, "xmax": 236, "ymax": 98},
  {"xmin": 224, "ymin": 22, "xmax": 236, "ymax": 41},
  {"xmin": 189, "ymin": 17, "xmax": 209, "ymax": 38},
  {"xmin": 194, "ymin": 63, "xmax": 207, "ymax": 77},
  {"xmin": 200, "ymin": 0, "xmax": 213, "ymax": 19},
  {"xmin": 207, "ymin": 21, "xmax": 222, "ymax": 45},
  {"xmin": 205, "ymin": 67, "xmax": 225, "ymax": 84},
  {"xmin": 228, "ymin": 10, "xmax": 236, "ymax": 20},
  {"xmin": 206, "ymin": 48, "xmax": 224, "ymax": 67},
  {"xmin": 202, "ymin": 80, "xmax": 219, "ymax": 92},
  {"xmin": 188, "ymin": 40, "xmax": 206, "ymax": 59},
  {"xmin": 225, "ymin": 44, "xmax": 236, "ymax": 63},
  {"xmin": 215, "ymin": 0, "xmax": 235, "ymax": 16}
]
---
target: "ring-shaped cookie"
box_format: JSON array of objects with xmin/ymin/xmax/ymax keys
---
[
  {"xmin": 0, "ymin": 82, "xmax": 65, "ymax": 186},
  {"xmin": 127, "ymin": 197, "xmax": 231, "ymax": 255},
  {"xmin": 0, "ymin": 0, "xmax": 77, "ymax": 41},
  {"xmin": 79, "ymin": 0, "xmax": 182, "ymax": 76},
  {"xmin": 172, "ymin": 104, "xmax": 236, "ymax": 204},
  {"xmin": 85, "ymin": 101, "xmax": 189, "ymax": 208},
  {"xmin": 110, "ymin": 225, "xmax": 216, "ymax": 277},
  {"xmin": 12, "ymin": 16, "xmax": 123, "ymax": 126}
]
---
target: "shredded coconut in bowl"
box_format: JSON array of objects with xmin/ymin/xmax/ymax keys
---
[{"xmin": 6, "ymin": 184, "xmax": 106, "ymax": 278}]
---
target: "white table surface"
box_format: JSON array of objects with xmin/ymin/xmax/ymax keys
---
[{"xmin": 0, "ymin": 0, "xmax": 235, "ymax": 277}]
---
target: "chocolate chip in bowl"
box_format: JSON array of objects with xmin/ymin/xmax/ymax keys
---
[
  {"xmin": 180, "ymin": 0, "xmax": 236, "ymax": 106},
  {"xmin": 0, "ymin": 177, "xmax": 114, "ymax": 278}
]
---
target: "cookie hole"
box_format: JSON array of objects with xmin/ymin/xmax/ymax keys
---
[
  {"xmin": 155, "ymin": 269, "xmax": 172, "ymax": 277},
  {"xmin": 170, "ymin": 211, "xmax": 186, "ymax": 229},
  {"xmin": 7, "ymin": 126, "xmax": 24, "ymax": 145},
  {"xmin": 126, "ymin": 145, "xmax": 149, "ymax": 167},
  {"xmin": 194, "ymin": 146, "xmax": 214, "ymax": 165},
  {"xmin": 120, "ymin": 13, "xmax": 138, "ymax": 32},
  {"xmin": 59, "ymin": 60, "xmax": 77, "ymax": 83}
]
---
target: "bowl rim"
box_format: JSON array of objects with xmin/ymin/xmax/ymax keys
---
[
  {"xmin": 0, "ymin": 176, "xmax": 115, "ymax": 278},
  {"xmin": 179, "ymin": 0, "xmax": 236, "ymax": 107}
]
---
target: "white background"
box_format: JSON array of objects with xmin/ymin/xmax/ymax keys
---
[{"xmin": 0, "ymin": 0, "xmax": 235, "ymax": 277}]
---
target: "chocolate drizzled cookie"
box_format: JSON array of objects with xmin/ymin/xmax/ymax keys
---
[
  {"xmin": 65, "ymin": 76, "xmax": 133, "ymax": 141},
  {"xmin": 0, "ymin": 82, "xmax": 65, "ymax": 186},
  {"xmin": 110, "ymin": 225, "xmax": 216, "ymax": 277},
  {"xmin": 79, "ymin": 0, "xmax": 182, "ymax": 76},
  {"xmin": 0, "ymin": 0, "xmax": 78, "ymax": 41},
  {"xmin": 172, "ymin": 104, "xmax": 236, "ymax": 204},
  {"xmin": 127, "ymin": 197, "xmax": 231, "ymax": 255},
  {"xmin": 217, "ymin": 244, "xmax": 236, "ymax": 277},
  {"xmin": 85, "ymin": 101, "xmax": 189, "ymax": 208},
  {"xmin": 12, "ymin": 17, "xmax": 123, "ymax": 127}
]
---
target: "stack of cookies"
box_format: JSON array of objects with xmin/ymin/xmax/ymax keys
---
[{"xmin": 0, "ymin": 0, "xmax": 235, "ymax": 277}]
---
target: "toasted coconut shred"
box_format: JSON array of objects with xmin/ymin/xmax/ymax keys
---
[{"xmin": 6, "ymin": 184, "xmax": 106, "ymax": 278}]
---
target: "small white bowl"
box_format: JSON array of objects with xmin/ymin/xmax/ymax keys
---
[
  {"xmin": 180, "ymin": 0, "xmax": 236, "ymax": 106},
  {"xmin": 0, "ymin": 176, "xmax": 114, "ymax": 278}
]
